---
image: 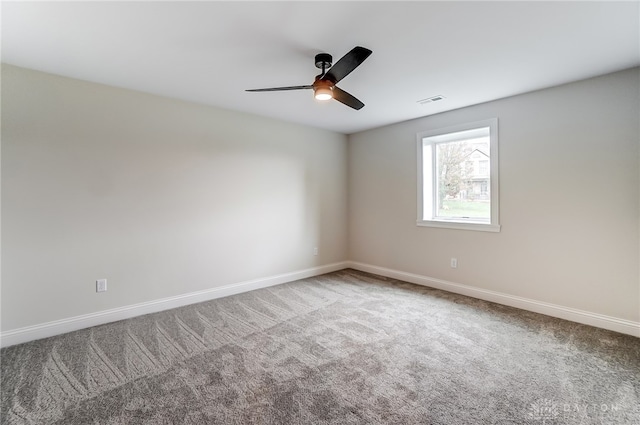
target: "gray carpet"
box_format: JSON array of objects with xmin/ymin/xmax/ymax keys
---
[{"xmin": 1, "ymin": 269, "xmax": 639, "ymax": 424}]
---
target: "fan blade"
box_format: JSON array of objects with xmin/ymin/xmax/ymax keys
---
[
  {"xmin": 246, "ymin": 85, "xmax": 312, "ymax": 92},
  {"xmin": 332, "ymin": 86, "xmax": 365, "ymax": 110},
  {"xmin": 322, "ymin": 46, "xmax": 372, "ymax": 84}
]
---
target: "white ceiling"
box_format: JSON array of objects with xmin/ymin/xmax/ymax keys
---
[{"xmin": 3, "ymin": 1, "xmax": 639, "ymax": 134}]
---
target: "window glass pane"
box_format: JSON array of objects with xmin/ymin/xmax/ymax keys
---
[{"xmin": 434, "ymin": 134, "xmax": 490, "ymax": 220}]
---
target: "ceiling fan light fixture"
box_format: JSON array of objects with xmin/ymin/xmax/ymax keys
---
[{"xmin": 314, "ymin": 86, "xmax": 333, "ymax": 101}]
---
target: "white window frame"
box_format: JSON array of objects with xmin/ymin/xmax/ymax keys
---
[{"xmin": 416, "ymin": 118, "xmax": 500, "ymax": 232}]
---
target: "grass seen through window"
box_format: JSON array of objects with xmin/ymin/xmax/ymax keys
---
[{"xmin": 439, "ymin": 200, "xmax": 490, "ymax": 218}]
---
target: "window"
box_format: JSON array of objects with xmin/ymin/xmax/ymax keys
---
[
  {"xmin": 479, "ymin": 160, "xmax": 489, "ymax": 175},
  {"xmin": 417, "ymin": 118, "xmax": 500, "ymax": 232}
]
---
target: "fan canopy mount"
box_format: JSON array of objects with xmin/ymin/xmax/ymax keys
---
[{"xmin": 314, "ymin": 53, "xmax": 332, "ymax": 71}]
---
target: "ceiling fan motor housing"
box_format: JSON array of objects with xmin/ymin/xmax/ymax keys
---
[{"xmin": 313, "ymin": 78, "xmax": 334, "ymax": 91}]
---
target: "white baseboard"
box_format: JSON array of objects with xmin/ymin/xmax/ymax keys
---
[
  {"xmin": 0, "ymin": 261, "xmax": 350, "ymax": 348},
  {"xmin": 3, "ymin": 260, "xmax": 637, "ymax": 348},
  {"xmin": 346, "ymin": 261, "xmax": 640, "ymax": 338}
]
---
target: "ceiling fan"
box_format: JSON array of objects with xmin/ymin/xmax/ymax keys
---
[{"xmin": 246, "ymin": 46, "xmax": 372, "ymax": 110}]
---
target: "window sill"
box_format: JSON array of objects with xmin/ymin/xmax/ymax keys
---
[{"xmin": 416, "ymin": 219, "xmax": 501, "ymax": 233}]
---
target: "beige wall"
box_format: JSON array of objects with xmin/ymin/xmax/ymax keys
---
[
  {"xmin": 348, "ymin": 67, "xmax": 640, "ymax": 322},
  {"xmin": 1, "ymin": 64, "xmax": 348, "ymax": 331},
  {"xmin": 3, "ymin": 64, "xmax": 638, "ymax": 336}
]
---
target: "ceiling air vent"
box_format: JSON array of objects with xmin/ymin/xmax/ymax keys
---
[{"xmin": 417, "ymin": 95, "xmax": 445, "ymax": 105}]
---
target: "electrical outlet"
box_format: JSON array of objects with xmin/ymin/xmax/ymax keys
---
[
  {"xmin": 450, "ymin": 258, "xmax": 458, "ymax": 269},
  {"xmin": 313, "ymin": 247, "xmax": 318, "ymax": 256},
  {"xmin": 96, "ymin": 279, "xmax": 107, "ymax": 293}
]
